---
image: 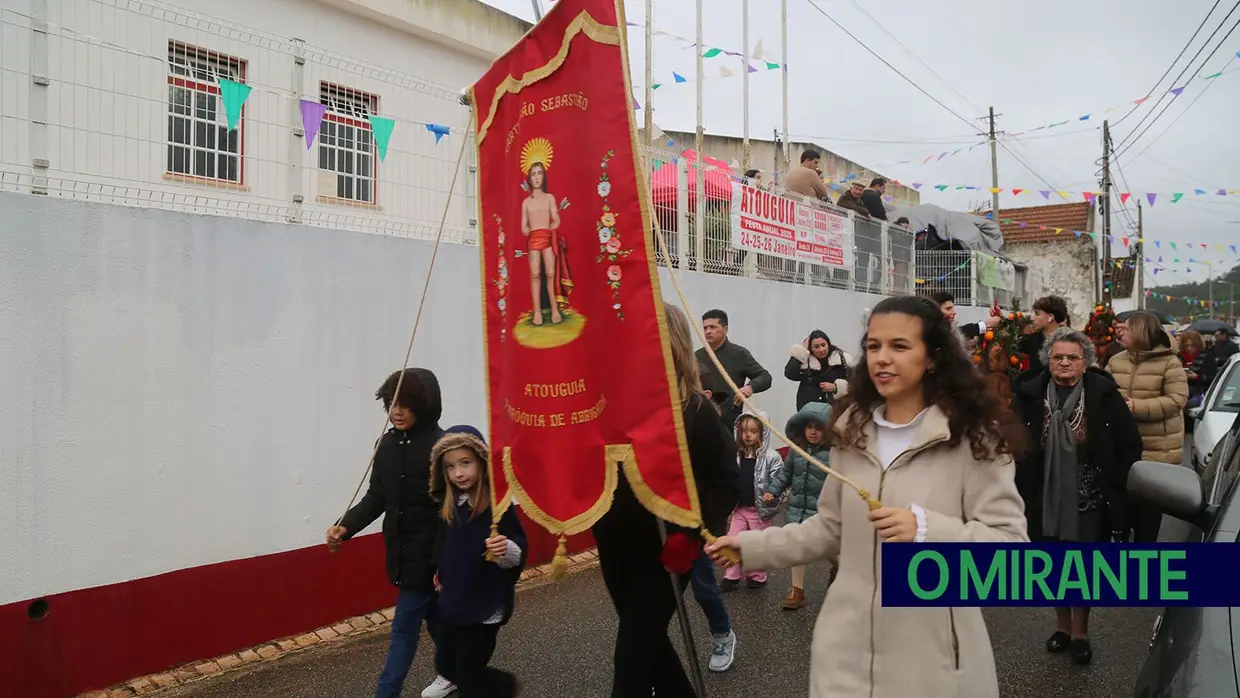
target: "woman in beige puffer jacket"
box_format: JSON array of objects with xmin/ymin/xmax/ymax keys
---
[{"xmin": 1106, "ymin": 312, "xmax": 1188, "ymax": 541}]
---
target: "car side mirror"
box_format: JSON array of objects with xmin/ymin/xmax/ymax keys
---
[{"xmin": 1127, "ymin": 460, "xmax": 1214, "ymax": 529}]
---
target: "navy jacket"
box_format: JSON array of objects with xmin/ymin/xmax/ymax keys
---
[{"xmin": 438, "ymin": 504, "xmax": 527, "ymax": 626}]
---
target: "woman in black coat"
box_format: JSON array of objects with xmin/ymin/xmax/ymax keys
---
[
  {"xmin": 1011, "ymin": 327, "xmax": 1143, "ymax": 667},
  {"xmin": 784, "ymin": 330, "xmax": 851, "ymax": 411},
  {"xmin": 592, "ymin": 304, "xmax": 739, "ymax": 698}
]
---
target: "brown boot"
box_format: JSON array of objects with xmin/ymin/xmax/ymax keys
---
[{"xmin": 780, "ymin": 586, "xmax": 805, "ymax": 610}]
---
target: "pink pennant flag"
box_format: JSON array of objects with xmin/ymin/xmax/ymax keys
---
[
  {"xmin": 1134, "ymin": 96, "xmax": 1150, "ymax": 105},
  {"xmin": 1122, "ymin": 237, "xmax": 1129, "ymax": 246},
  {"xmin": 1083, "ymin": 192, "xmax": 1095, "ymax": 202},
  {"xmin": 1011, "ymin": 188, "xmax": 1023, "ymax": 195},
  {"xmin": 1120, "ymin": 192, "xmax": 1131, "ymax": 204}
]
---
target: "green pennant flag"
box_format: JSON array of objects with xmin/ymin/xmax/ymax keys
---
[
  {"xmin": 935, "ymin": 184, "xmax": 948, "ymax": 191},
  {"xmin": 217, "ymin": 79, "xmax": 252, "ymax": 131},
  {"xmin": 652, "ymin": 83, "xmax": 662, "ymax": 90},
  {"xmin": 1172, "ymin": 192, "xmax": 1184, "ymax": 203},
  {"xmin": 1205, "ymin": 71, "xmax": 1224, "ymax": 79},
  {"xmin": 368, "ymin": 115, "xmax": 395, "ymax": 162},
  {"xmin": 765, "ymin": 61, "xmax": 781, "ymax": 70},
  {"xmin": 703, "ymin": 48, "xmax": 722, "ymax": 58}
]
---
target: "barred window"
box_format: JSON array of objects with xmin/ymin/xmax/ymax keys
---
[
  {"xmin": 166, "ymin": 42, "xmax": 245, "ymax": 184},
  {"xmin": 318, "ymin": 83, "xmax": 378, "ymax": 204}
]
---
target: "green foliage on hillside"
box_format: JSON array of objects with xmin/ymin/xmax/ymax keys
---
[{"xmin": 1146, "ymin": 262, "xmax": 1240, "ymax": 321}]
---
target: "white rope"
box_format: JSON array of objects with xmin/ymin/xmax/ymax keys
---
[
  {"xmin": 336, "ymin": 108, "xmax": 475, "ymax": 527},
  {"xmin": 649, "ymin": 202, "xmax": 881, "ymax": 510}
]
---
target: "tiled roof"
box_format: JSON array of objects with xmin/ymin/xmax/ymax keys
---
[{"xmin": 997, "ymin": 202, "xmax": 1094, "ymax": 244}]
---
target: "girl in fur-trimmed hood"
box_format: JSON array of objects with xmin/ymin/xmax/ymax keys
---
[
  {"xmin": 720, "ymin": 407, "xmax": 784, "ymax": 591},
  {"xmin": 428, "ymin": 426, "xmax": 527, "ymax": 698},
  {"xmin": 785, "ymin": 330, "xmax": 851, "ymax": 411}
]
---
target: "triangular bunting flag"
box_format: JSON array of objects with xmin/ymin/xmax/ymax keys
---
[
  {"xmin": 367, "ymin": 116, "xmax": 395, "ymax": 159},
  {"xmin": 752, "ymin": 39, "xmax": 764, "ymax": 60},
  {"xmin": 1040, "ymin": 190, "xmax": 1051, "ymax": 199},
  {"xmin": 424, "ymin": 122, "xmax": 450, "ymax": 145},
  {"xmin": 299, "ymin": 99, "xmax": 328, "ymax": 149},
  {"xmin": 912, "ymin": 183, "xmax": 922, "ymax": 190},
  {"xmin": 1083, "ymin": 192, "xmax": 1095, "ymax": 202},
  {"xmin": 1122, "ymin": 237, "xmax": 1129, "ymax": 246},
  {"xmin": 1169, "ymin": 86, "xmax": 1185, "ymax": 96},
  {"xmin": 1057, "ymin": 191, "xmax": 1069, "ymax": 199},
  {"xmin": 703, "ymin": 48, "xmax": 723, "ymax": 58},
  {"xmin": 1011, "ymin": 188, "xmax": 1023, "ymax": 195},
  {"xmin": 935, "ymin": 185, "xmax": 948, "ymax": 191},
  {"xmin": 1172, "ymin": 193, "xmax": 1184, "ymax": 203},
  {"xmin": 719, "ymin": 66, "xmax": 734, "ymax": 78},
  {"xmin": 217, "ymin": 79, "xmax": 252, "ymax": 131},
  {"xmin": 1147, "ymin": 193, "xmax": 1157, "ymax": 207},
  {"xmin": 729, "ymin": 158, "xmax": 740, "ymax": 169},
  {"xmin": 1134, "ymin": 96, "xmax": 1150, "ymax": 105},
  {"xmin": 673, "ymin": 72, "xmax": 687, "ymax": 83},
  {"xmin": 765, "ymin": 61, "xmax": 782, "ymax": 70},
  {"xmin": 1194, "ymin": 189, "xmax": 1206, "ymax": 195},
  {"xmin": 1120, "ymin": 192, "xmax": 1131, "ymax": 203},
  {"xmin": 652, "ymin": 83, "xmax": 663, "ymax": 89}
]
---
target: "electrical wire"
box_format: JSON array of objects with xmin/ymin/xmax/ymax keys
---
[
  {"xmin": 787, "ymin": 132, "xmax": 982, "ymax": 145},
  {"xmin": 1115, "ymin": 2, "xmax": 1240, "ymax": 155},
  {"xmin": 843, "ymin": 0, "xmax": 984, "ymax": 115},
  {"xmin": 1126, "ymin": 50, "xmax": 1240, "ymax": 163},
  {"xmin": 1111, "ymin": 0, "xmax": 1224, "ymax": 128},
  {"xmin": 802, "ymin": 0, "xmax": 980, "ymax": 133}
]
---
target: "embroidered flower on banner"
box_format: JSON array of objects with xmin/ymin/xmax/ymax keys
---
[
  {"xmin": 593, "ymin": 149, "xmax": 633, "ymax": 319},
  {"xmin": 492, "ymin": 215, "xmax": 510, "ymax": 339}
]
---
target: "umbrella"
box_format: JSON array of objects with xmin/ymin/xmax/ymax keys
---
[
  {"xmin": 1116, "ymin": 309, "xmax": 1172, "ymax": 324},
  {"xmin": 649, "ymin": 150, "xmax": 735, "ymax": 207},
  {"xmin": 1187, "ymin": 319, "xmax": 1237, "ymax": 335}
]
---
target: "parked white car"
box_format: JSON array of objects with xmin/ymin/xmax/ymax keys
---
[{"xmin": 1189, "ymin": 352, "xmax": 1240, "ymax": 474}]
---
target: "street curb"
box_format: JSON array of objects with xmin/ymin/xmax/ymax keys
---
[{"xmin": 78, "ymin": 549, "xmax": 599, "ymax": 697}]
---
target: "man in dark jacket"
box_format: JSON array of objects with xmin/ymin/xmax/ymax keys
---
[
  {"xmin": 695, "ymin": 309, "xmax": 772, "ymax": 428},
  {"xmin": 861, "ymin": 177, "xmax": 888, "ymax": 220},
  {"xmin": 325, "ymin": 367, "xmax": 455, "ymax": 698},
  {"xmin": 834, "ymin": 181, "xmax": 870, "ymax": 218}
]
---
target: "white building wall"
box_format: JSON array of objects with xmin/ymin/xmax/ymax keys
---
[
  {"xmin": 0, "ymin": 0, "xmax": 528, "ymax": 243},
  {"xmin": 0, "ymin": 192, "xmax": 893, "ymax": 605}
]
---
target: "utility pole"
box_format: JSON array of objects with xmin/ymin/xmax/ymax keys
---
[
  {"xmin": 643, "ymin": 0, "xmax": 653, "ymax": 144},
  {"xmin": 988, "ymin": 107, "xmax": 1000, "ymax": 222},
  {"xmin": 693, "ymin": 0, "xmax": 705, "ymax": 268},
  {"xmin": 1101, "ymin": 119, "xmax": 1113, "ymax": 306},
  {"xmin": 530, "ymin": 0, "xmax": 542, "ymax": 21},
  {"xmin": 780, "ymin": 0, "xmax": 789, "ymax": 169},
  {"xmin": 741, "ymin": 0, "xmax": 750, "ymax": 169},
  {"xmin": 1136, "ymin": 201, "xmax": 1144, "ymax": 309}
]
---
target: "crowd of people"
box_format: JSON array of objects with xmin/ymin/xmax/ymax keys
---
[{"xmin": 321, "ymin": 286, "xmax": 1231, "ymax": 698}]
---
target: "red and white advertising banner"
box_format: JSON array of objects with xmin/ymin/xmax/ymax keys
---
[{"xmin": 730, "ymin": 182, "xmax": 854, "ymax": 269}]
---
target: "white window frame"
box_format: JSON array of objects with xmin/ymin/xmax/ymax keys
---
[
  {"xmin": 317, "ymin": 83, "xmax": 379, "ymax": 204},
  {"xmin": 166, "ymin": 42, "xmax": 246, "ymax": 185}
]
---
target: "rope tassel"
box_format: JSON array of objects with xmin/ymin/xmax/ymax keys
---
[
  {"xmin": 484, "ymin": 522, "xmax": 500, "ymax": 562},
  {"xmin": 548, "ymin": 534, "xmax": 570, "ymax": 580},
  {"xmin": 700, "ymin": 528, "xmax": 740, "ymax": 565}
]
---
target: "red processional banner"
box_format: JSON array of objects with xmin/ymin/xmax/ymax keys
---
[{"xmin": 470, "ymin": 0, "xmax": 701, "ymax": 539}]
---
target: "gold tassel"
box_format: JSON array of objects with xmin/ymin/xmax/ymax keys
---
[
  {"xmin": 483, "ymin": 522, "xmax": 500, "ymax": 562},
  {"xmin": 548, "ymin": 534, "xmax": 570, "ymax": 580},
  {"xmin": 857, "ymin": 489, "xmax": 883, "ymax": 511},
  {"xmin": 700, "ymin": 528, "xmax": 740, "ymax": 565}
]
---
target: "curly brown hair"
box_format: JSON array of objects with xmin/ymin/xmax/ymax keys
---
[{"xmin": 828, "ymin": 295, "xmax": 1028, "ymax": 462}]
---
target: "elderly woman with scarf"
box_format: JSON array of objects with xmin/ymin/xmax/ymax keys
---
[
  {"xmin": 1011, "ymin": 327, "xmax": 1143, "ymax": 666},
  {"xmin": 785, "ymin": 330, "xmax": 851, "ymax": 411}
]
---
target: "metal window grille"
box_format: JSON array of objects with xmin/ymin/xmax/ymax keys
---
[
  {"xmin": 166, "ymin": 42, "xmax": 244, "ymax": 184},
  {"xmin": 318, "ymin": 83, "xmax": 377, "ymax": 204}
]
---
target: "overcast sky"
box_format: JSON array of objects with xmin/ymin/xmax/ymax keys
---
[{"xmin": 481, "ymin": 0, "xmax": 1240, "ymax": 287}]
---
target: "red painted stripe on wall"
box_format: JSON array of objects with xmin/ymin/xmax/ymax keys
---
[{"xmin": 0, "ymin": 512, "xmax": 593, "ymax": 698}]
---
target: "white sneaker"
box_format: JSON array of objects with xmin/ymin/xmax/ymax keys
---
[
  {"xmin": 421, "ymin": 675, "xmax": 456, "ymax": 698},
  {"xmin": 708, "ymin": 630, "xmax": 737, "ymax": 672}
]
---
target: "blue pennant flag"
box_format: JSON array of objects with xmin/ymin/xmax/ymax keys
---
[{"xmin": 425, "ymin": 123, "xmax": 451, "ymax": 144}]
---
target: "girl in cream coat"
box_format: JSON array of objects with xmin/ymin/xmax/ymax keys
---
[{"xmin": 708, "ymin": 296, "xmax": 1030, "ymax": 698}]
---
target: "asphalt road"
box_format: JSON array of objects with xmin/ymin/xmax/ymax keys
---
[{"xmin": 162, "ymin": 521, "xmax": 1183, "ymax": 698}]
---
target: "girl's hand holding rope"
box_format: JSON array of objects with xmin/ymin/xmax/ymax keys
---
[{"xmin": 704, "ymin": 535, "xmax": 741, "ymax": 567}]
